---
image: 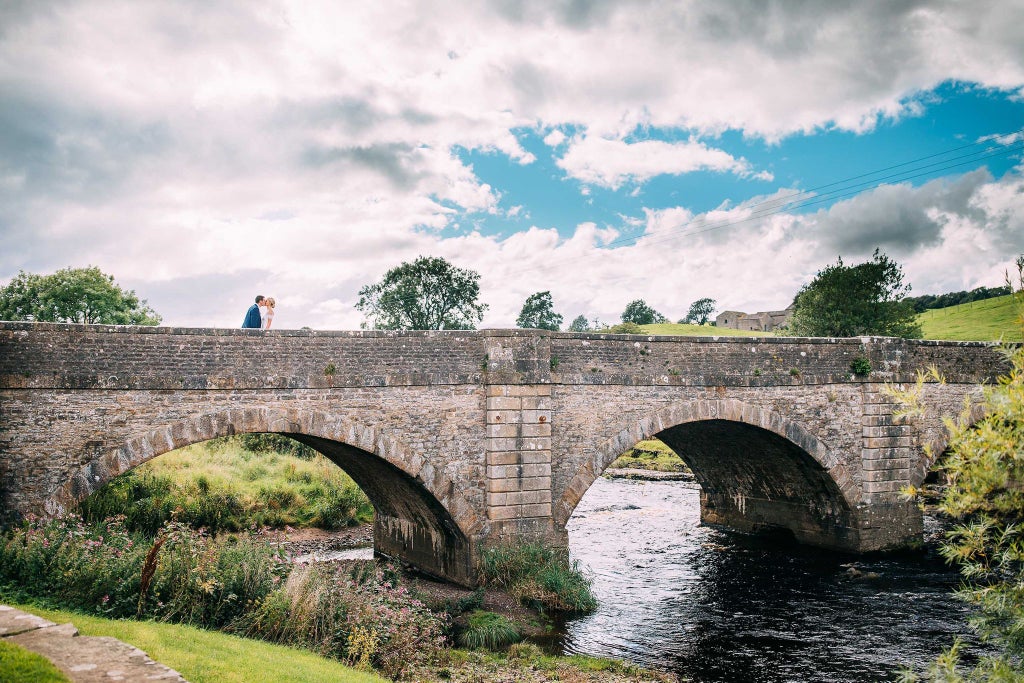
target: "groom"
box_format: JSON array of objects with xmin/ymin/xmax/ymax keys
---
[{"xmin": 242, "ymin": 295, "xmax": 265, "ymax": 328}]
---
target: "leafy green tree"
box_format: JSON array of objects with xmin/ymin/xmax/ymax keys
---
[
  {"xmin": 0, "ymin": 266, "xmax": 161, "ymax": 325},
  {"xmin": 355, "ymin": 255, "xmax": 487, "ymax": 330},
  {"xmin": 788, "ymin": 249, "xmax": 921, "ymax": 338},
  {"xmin": 895, "ymin": 256, "xmax": 1024, "ymax": 682},
  {"xmin": 516, "ymin": 291, "xmax": 563, "ymax": 331},
  {"xmin": 620, "ymin": 299, "xmax": 666, "ymax": 325},
  {"xmin": 568, "ymin": 314, "xmax": 590, "ymax": 332},
  {"xmin": 682, "ymin": 297, "xmax": 716, "ymax": 325}
]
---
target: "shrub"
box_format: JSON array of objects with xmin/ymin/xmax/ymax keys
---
[
  {"xmin": 850, "ymin": 356, "xmax": 872, "ymax": 376},
  {"xmin": 479, "ymin": 542, "xmax": 597, "ymax": 613},
  {"xmin": 456, "ymin": 610, "xmax": 521, "ymax": 650}
]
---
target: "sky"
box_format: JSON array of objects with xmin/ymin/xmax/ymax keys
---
[{"xmin": 1, "ymin": 0, "xmax": 1023, "ymax": 330}]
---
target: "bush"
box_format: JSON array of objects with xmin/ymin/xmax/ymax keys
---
[{"xmin": 479, "ymin": 542, "xmax": 597, "ymax": 613}]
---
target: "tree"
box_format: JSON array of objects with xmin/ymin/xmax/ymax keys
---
[
  {"xmin": 788, "ymin": 249, "xmax": 921, "ymax": 338},
  {"xmin": 620, "ymin": 299, "xmax": 666, "ymax": 326},
  {"xmin": 0, "ymin": 266, "xmax": 161, "ymax": 325},
  {"xmin": 568, "ymin": 314, "xmax": 590, "ymax": 332},
  {"xmin": 682, "ymin": 297, "xmax": 716, "ymax": 325},
  {"xmin": 894, "ymin": 256, "xmax": 1024, "ymax": 682},
  {"xmin": 516, "ymin": 291, "xmax": 563, "ymax": 331},
  {"xmin": 355, "ymin": 255, "xmax": 487, "ymax": 330}
]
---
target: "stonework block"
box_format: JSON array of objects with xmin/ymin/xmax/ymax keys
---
[
  {"xmin": 520, "ymin": 503, "xmax": 552, "ymax": 518},
  {"xmin": 488, "ymin": 505, "xmax": 520, "ymax": 521},
  {"xmin": 519, "ymin": 422, "xmax": 552, "ymax": 437},
  {"xmin": 487, "ymin": 451, "xmax": 520, "ymax": 466},
  {"xmin": 486, "ymin": 396, "xmax": 522, "ymax": 411},
  {"xmin": 486, "ymin": 424, "xmax": 519, "ymax": 438}
]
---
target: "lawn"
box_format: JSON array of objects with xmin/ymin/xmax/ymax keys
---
[
  {"xmin": 918, "ymin": 293, "xmax": 1022, "ymax": 342},
  {"xmin": 8, "ymin": 603, "xmax": 386, "ymax": 683}
]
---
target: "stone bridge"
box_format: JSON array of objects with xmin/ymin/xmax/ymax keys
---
[{"xmin": 0, "ymin": 322, "xmax": 1006, "ymax": 585}]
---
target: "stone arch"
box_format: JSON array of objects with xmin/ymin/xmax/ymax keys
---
[
  {"xmin": 555, "ymin": 398, "xmax": 859, "ymax": 550},
  {"xmin": 45, "ymin": 405, "xmax": 481, "ymax": 584}
]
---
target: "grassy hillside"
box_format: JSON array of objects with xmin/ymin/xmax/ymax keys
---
[{"xmin": 918, "ymin": 293, "xmax": 1022, "ymax": 342}]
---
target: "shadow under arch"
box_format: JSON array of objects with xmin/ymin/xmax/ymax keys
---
[
  {"xmin": 556, "ymin": 398, "xmax": 863, "ymax": 551},
  {"xmin": 45, "ymin": 406, "xmax": 480, "ymax": 585}
]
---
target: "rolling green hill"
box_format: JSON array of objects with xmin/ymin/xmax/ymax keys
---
[
  {"xmin": 918, "ymin": 293, "xmax": 1022, "ymax": 342},
  {"xmin": 617, "ymin": 294, "xmax": 1022, "ymax": 342}
]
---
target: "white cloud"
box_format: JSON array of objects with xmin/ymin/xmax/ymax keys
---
[{"xmin": 556, "ymin": 136, "xmax": 768, "ymax": 189}]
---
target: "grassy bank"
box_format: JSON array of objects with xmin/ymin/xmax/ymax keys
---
[
  {"xmin": 918, "ymin": 293, "xmax": 1022, "ymax": 342},
  {"xmin": 79, "ymin": 437, "xmax": 373, "ymax": 535},
  {"xmin": 609, "ymin": 439, "xmax": 688, "ymax": 472}
]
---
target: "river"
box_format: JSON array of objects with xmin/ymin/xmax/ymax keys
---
[{"xmin": 549, "ymin": 476, "xmax": 976, "ymax": 683}]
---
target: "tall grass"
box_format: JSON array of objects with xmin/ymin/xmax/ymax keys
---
[
  {"xmin": 0, "ymin": 516, "xmax": 290, "ymax": 627},
  {"xmin": 479, "ymin": 542, "xmax": 597, "ymax": 613},
  {"xmin": 0, "ymin": 515, "xmax": 446, "ymax": 680},
  {"xmin": 79, "ymin": 438, "xmax": 373, "ymax": 535},
  {"xmin": 456, "ymin": 610, "xmax": 522, "ymax": 649}
]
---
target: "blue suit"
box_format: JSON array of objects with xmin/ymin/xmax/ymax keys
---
[{"xmin": 242, "ymin": 303, "xmax": 262, "ymax": 328}]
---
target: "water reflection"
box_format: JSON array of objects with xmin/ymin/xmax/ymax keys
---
[{"xmin": 554, "ymin": 477, "xmax": 974, "ymax": 683}]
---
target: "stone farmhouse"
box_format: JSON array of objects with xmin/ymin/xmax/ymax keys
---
[{"xmin": 716, "ymin": 305, "xmax": 794, "ymax": 332}]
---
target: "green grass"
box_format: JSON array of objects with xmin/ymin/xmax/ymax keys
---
[
  {"xmin": 79, "ymin": 438, "xmax": 373, "ymax": 534},
  {"xmin": 918, "ymin": 293, "xmax": 1023, "ymax": 342},
  {"xmin": 609, "ymin": 438, "xmax": 688, "ymax": 472},
  {"xmin": 8, "ymin": 603, "xmax": 386, "ymax": 683},
  {"xmin": 0, "ymin": 639, "xmax": 71, "ymax": 683}
]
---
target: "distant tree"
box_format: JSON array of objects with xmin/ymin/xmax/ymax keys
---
[
  {"xmin": 568, "ymin": 314, "xmax": 590, "ymax": 332},
  {"xmin": 516, "ymin": 291, "xmax": 563, "ymax": 331},
  {"xmin": 355, "ymin": 255, "xmax": 487, "ymax": 330},
  {"xmin": 903, "ymin": 285, "xmax": 1012, "ymax": 313},
  {"xmin": 0, "ymin": 266, "xmax": 161, "ymax": 325},
  {"xmin": 682, "ymin": 297, "xmax": 716, "ymax": 325},
  {"xmin": 788, "ymin": 249, "xmax": 921, "ymax": 338},
  {"xmin": 620, "ymin": 299, "xmax": 667, "ymax": 326}
]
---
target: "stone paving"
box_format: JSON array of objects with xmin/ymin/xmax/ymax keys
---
[{"xmin": 0, "ymin": 604, "xmax": 187, "ymax": 682}]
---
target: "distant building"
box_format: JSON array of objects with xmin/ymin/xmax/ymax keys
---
[{"xmin": 716, "ymin": 305, "xmax": 794, "ymax": 332}]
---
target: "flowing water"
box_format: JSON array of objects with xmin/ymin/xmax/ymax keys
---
[{"xmin": 548, "ymin": 476, "xmax": 976, "ymax": 683}]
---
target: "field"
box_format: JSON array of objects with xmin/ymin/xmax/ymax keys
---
[{"xmin": 918, "ymin": 293, "xmax": 1022, "ymax": 342}]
